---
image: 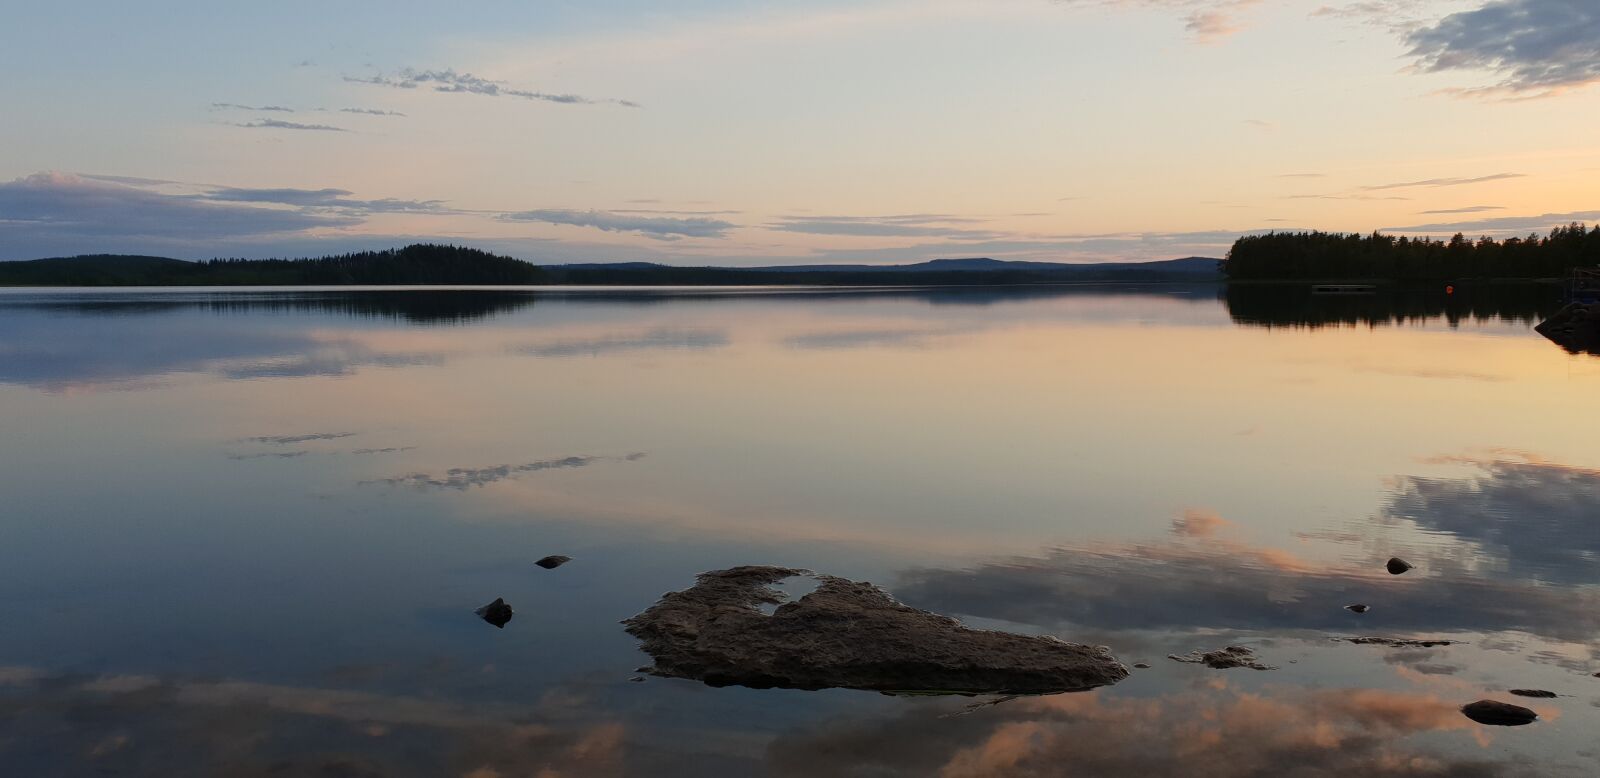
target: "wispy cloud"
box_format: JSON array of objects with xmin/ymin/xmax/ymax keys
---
[
  {"xmin": 203, "ymin": 186, "xmax": 448, "ymax": 214},
  {"xmin": 1381, "ymin": 208, "xmax": 1600, "ymax": 234},
  {"xmin": 347, "ymin": 68, "xmax": 639, "ymax": 107},
  {"xmin": 211, "ymin": 103, "xmax": 294, "ymax": 112},
  {"xmin": 1285, "ymin": 194, "xmax": 1412, "ymax": 201},
  {"xmin": 338, "ymin": 107, "xmax": 406, "ymax": 117},
  {"xmin": 1417, "ymin": 205, "xmax": 1505, "ymax": 214},
  {"xmin": 0, "ymin": 172, "xmax": 358, "ymax": 253},
  {"xmin": 1059, "ymin": 1, "xmax": 1265, "ymax": 43},
  {"xmin": 241, "ymin": 432, "xmax": 356, "ymax": 445},
  {"xmin": 1361, "ymin": 172, "xmax": 1524, "ymax": 191},
  {"xmin": 1310, "ymin": 1, "xmax": 1442, "ymax": 32},
  {"xmin": 231, "ymin": 119, "xmax": 347, "ymax": 132},
  {"xmin": 1404, "ymin": 0, "xmax": 1600, "ymax": 98},
  {"xmin": 500, "ymin": 208, "xmax": 735, "ymax": 239},
  {"xmin": 769, "ymin": 214, "xmax": 1001, "ymax": 239},
  {"xmin": 1275, "ymin": 172, "xmax": 1326, "ymax": 179}
]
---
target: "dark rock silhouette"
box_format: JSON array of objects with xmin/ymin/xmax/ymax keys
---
[
  {"xmin": 1345, "ymin": 604, "xmax": 1370, "ymax": 613},
  {"xmin": 1133, "ymin": 663, "xmax": 1151, "ymax": 669},
  {"xmin": 1535, "ymin": 302, "xmax": 1600, "ymax": 356},
  {"xmin": 475, "ymin": 597, "xmax": 513, "ymax": 628},
  {"xmin": 535, "ymin": 555, "xmax": 572, "ymax": 570},
  {"xmin": 1508, "ymin": 689, "xmax": 1557, "ymax": 698},
  {"xmin": 1460, "ymin": 700, "xmax": 1538, "ymax": 726},
  {"xmin": 1168, "ymin": 646, "xmax": 1275, "ymax": 671},
  {"xmin": 622, "ymin": 566, "xmax": 1128, "ymax": 693},
  {"xmin": 1386, "ymin": 557, "xmax": 1415, "ymax": 575}
]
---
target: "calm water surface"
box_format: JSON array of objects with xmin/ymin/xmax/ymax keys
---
[{"xmin": 1, "ymin": 285, "xmax": 1597, "ymax": 776}]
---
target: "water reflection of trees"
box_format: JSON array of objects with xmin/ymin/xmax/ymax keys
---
[
  {"xmin": 17, "ymin": 291, "xmax": 541, "ymax": 324},
  {"xmin": 1224, "ymin": 284, "xmax": 1565, "ymax": 329}
]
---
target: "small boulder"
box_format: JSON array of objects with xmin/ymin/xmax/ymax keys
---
[
  {"xmin": 475, "ymin": 597, "xmax": 513, "ymax": 628},
  {"xmin": 1345, "ymin": 604, "xmax": 1370, "ymax": 613},
  {"xmin": 1460, "ymin": 700, "xmax": 1537, "ymax": 726},
  {"xmin": 535, "ymin": 555, "xmax": 572, "ymax": 570},
  {"xmin": 624, "ymin": 566, "xmax": 1129, "ymax": 693},
  {"xmin": 1386, "ymin": 557, "xmax": 1414, "ymax": 575},
  {"xmin": 1508, "ymin": 689, "xmax": 1556, "ymax": 698},
  {"xmin": 1133, "ymin": 663, "xmax": 1151, "ymax": 669}
]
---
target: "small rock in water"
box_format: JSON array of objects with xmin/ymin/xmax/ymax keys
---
[
  {"xmin": 1508, "ymin": 689, "xmax": 1557, "ymax": 698},
  {"xmin": 1386, "ymin": 557, "xmax": 1415, "ymax": 575},
  {"xmin": 1169, "ymin": 646, "xmax": 1275, "ymax": 671},
  {"xmin": 1460, "ymin": 700, "xmax": 1538, "ymax": 726},
  {"xmin": 1133, "ymin": 663, "xmax": 1151, "ymax": 669},
  {"xmin": 535, "ymin": 555, "xmax": 572, "ymax": 570},
  {"xmin": 475, "ymin": 597, "xmax": 514, "ymax": 628},
  {"xmin": 628, "ymin": 676, "xmax": 646, "ymax": 683},
  {"xmin": 1345, "ymin": 604, "xmax": 1370, "ymax": 613}
]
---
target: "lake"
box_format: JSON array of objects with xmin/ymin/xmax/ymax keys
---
[{"xmin": 1, "ymin": 284, "xmax": 1596, "ymax": 776}]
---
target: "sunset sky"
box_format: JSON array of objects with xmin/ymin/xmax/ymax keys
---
[{"xmin": 3, "ymin": 0, "xmax": 1598, "ymax": 263}]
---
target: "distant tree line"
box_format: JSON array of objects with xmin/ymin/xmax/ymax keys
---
[
  {"xmin": 0, "ymin": 244, "xmax": 543, "ymax": 286},
  {"xmin": 197, "ymin": 244, "xmax": 542, "ymax": 284},
  {"xmin": 1222, "ymin": 224, "xmax": 1600, "ymax": 281}
]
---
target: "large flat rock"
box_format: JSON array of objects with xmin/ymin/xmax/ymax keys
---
[{"xmin": 623, "ymin": 566, "xmax": 1129, "ymax": 694}]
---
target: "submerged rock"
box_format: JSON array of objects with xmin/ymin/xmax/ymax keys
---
[
  {"xmin": 1133, "ymin": 663, "xmax": 1151, "ymax": 669},
  {"xmin": 1336, "ymin": 637, "xmax": 1457, "ymax": 648},
  {"xmin": 535, "ymin": 555, "xmax": 572, "ymax": 570},
  {"xmin": 1460, "ymin": 700, "xmax": 1538, "ymax": 726},
  {"xmin": 1168, "ymin": 646, "xmax": 1275, "ymax": 671},
  {"xmin": 475, "ymin": 597, "xmax": 514, "ymax": 628},
  {"xmin": 622, "ymin": 566, "xmax": 1129, "ymax": 694},
  {"xmin": 1345, "ymin": 604, "xmax": 1370, "ymax": 613},
  {"xmin": 1386, "ymin": 557, "xmax": 1415, "ymax": 575},
  {"xmin": 1508, "ymin": 689, "xmax": 1557, "ymax": 698}
]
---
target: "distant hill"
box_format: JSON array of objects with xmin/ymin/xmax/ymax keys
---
[
  {"xmin": 0, "ymin": 245, "xmax": 543, "ymax": 286},
  {"xmin": 739, "ymin": 257, "xmax": 1220, "ymax": 274},
  {"xmin": 1, "ymin": 246, "xmax": 1222, "ymax": 286},
  {"xmin": 541, "ymin": 256, "xmax": 1222, "ymax": 285},
  {"xmin": 0, "ymin": 255, "xmax": 197, "ymax": 286}
]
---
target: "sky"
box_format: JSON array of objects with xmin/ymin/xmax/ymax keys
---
[{"xmin": 2, "ymin": 0, "xmax": 1598, "ymax": 264}]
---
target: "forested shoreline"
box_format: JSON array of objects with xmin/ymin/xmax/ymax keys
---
[
  {"xmin": 1222, "ymin": 224, "xmax": 1600, "ymax": 281},
  {"xmin": 0, "ymin": 245, "xmax": 543, "ymax": 286}
]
